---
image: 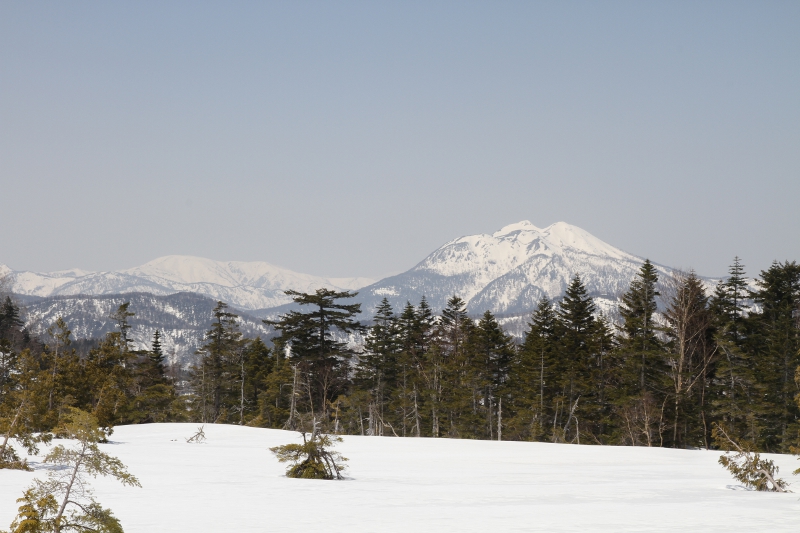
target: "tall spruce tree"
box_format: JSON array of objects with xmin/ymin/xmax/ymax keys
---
[
  {"xmin": 618, "ymin": 260, "xmax": 662, "ymax": 392},
  {"xmin": 507, "ymin": 297, "xmax": 558, "ymax": 441},
  {"xmin": 552, "ymin": 275, "xmax": 597, "ymax": 443},
  {"xmin": 710, "ymin": 258, "xmax": 757, "ymax": 443},
  {"xmin": 191, "ymin": 302, "xmax": 243, "ymax": 423},
  {"xmin": 356, "ymin": 298, "xmax": 402, "ymax": 436},
  {"xmin": 747, "ymin": 261, "xmax": 800, "ymax": 451},
  {"xmin": 474, "ymin": 310, "xmax": 514, "ymax": 440}
]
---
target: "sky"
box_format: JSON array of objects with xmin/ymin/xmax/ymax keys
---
[{"xmin": 1, "ymin": 1, "xmax": 798, "ymax": 279}]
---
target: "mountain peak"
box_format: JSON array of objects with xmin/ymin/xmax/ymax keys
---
[
  {"xmin": 541, "ymin": 222, "xmax": 632, "ymax": 259},
  {"xmin": 493, "ymin": 220, "xmax": 540, "ymax": 236}
]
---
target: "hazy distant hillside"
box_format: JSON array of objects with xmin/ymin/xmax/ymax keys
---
[{"xmin": 21, "ymin": 292, "xmax": 272, "ymax": 366}]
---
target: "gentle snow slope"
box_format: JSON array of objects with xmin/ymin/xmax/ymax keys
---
[{"xmin": 1, "ymin": 424, "xmax": 797, "ymax": 532}]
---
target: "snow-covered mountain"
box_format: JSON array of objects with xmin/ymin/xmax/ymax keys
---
[
  {"xmin": 5, "ymin": 220, "xmax": 699, "ymax": 352},
  {"xmin": 20, "ymin": 292, "xmax": 272, "ymax": 366},
  {"xmin": 1, "ymin": 256, "xmax": 375, "ymax": 311},
  {"xmin": 353, "ymin": 221, "xmax": 675, "ymax": 318}
]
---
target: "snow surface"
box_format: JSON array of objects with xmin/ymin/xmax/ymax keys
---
[{"xmin": 1, "ymin": 424, "xmax": 797, "ymax": 532}]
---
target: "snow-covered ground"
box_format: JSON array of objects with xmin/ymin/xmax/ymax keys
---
[{"xmin": 1, "ymin": 424, "xmax": 798, "ymax": 532}]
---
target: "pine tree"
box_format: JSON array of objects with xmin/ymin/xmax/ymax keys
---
[
  {"xmin": 266, "ymin": 289, "xmax": 363, "ymax": 428},
  {"xmin": 4, "ymin": 408, "xmax": 140, "ymax": 532},
  {"xmin": 356, "ymin": 298, "xmax": 402, "ymax": 436},
  {"xmin": 553, "ymin": 275, "xmax": 598, "ymax": 444},
  {"xmin": 710, "ymin": 258, "xmax": 758, "ymax": 442},
  {"xmin": 191, "ymin": 302, "xmax": 243, "ymax": 424},
  {"xmin": 474, "ymin": 310, "xmax": 514, "ymax": 440},
  {"xmin": 506, "ymin": 298, "xmax": 558, "ymax": 441},
  {"xmin": 240, "ymin": 338, "xmax": 273, "ymax": 425},
  {"xmin": 109, "ymin": 302, "xmax": 135, "ymax": 352},
  {"xmin": 150, "ymin": 330, "xmax": 164, "ymax": 371},
  {"xmin": 747, "ymin": 261, "xmax": 800, "ymax": 451},
  {"xmin": 618, "ymin": 260, "xmax": 662, "ymax": 393}
]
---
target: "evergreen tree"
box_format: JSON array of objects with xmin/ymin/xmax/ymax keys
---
[
  {"xmin": 356, "ymin": 298, "xmax": 401, "ymax": 436},
  {"xmin": 618, "ymin": 260, "xmax": 662, "ymax": 392},
  {"xmin": 474, "ymin": 310, "xmax": 515, "ymax": 440},
  {"xmin": 747, "ymin": 261, "xmax": 800, "ymax": 451},
  {"xmin": 109, "ymin": 302, "xmax": 135, "ymax": 352},
  {"xmin": 150, "ymin": 330, "xmax": 164, "ymax": 372},
  {"xmin": 507, "ymin": 298, "xmax": 558, "ymax": 441},
  {"xmin": 266, "ymin": 289, "xmax": 363, "ymax": 428},
  {"xmin": 240, "ymin": 338, "xmax": 273, "ymax": 425},
  {"xmin": 553, "ymin": 275, "xmax": 598, "ymax": 443},
  {"xmin": 191, "ymin": 302, "xmax": 243, "ymax": 424},
  {"xmin": 710, "ymin": 258, "xmax": 758, "ymax": 443},
  {"xmin": 434, "ymin": 296, "xmax": 478, "ymax": 437}
]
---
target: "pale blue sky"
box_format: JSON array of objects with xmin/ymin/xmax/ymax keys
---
[{"xmin": 1, "ymin": 1, "xmax": 798, "ymax": 278}]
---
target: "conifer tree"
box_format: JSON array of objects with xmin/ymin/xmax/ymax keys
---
[
  {"xmin": 747, "ymin": 261, "xmax": 800, "ymax": 451},
  {"xmin": 474, "ymin": 310, "xmax": 514, "ymax": 439},
  {"xmin": 551, "ymin": 275, "xmax": 597, "ymax": 443},
  {"xmin": 191, "ymin": 302, "xmax": 243, "ymax": 424},
  {"xmin": 618, "ymin": 260, "xmax": 662, "ymax": 393},
  {"xmin": 0, "ymin": 350, "xmax": 52, "ymax": 469},
  {"xmin": 3, "ymin": 408, "xmax": 140, "ymax": 533},
  {"xmin": 356, "ymin": 298, "xmax": 402, "ymax": 436},
  {"xmin": 507, "ymin": 298, "xmax": 558, "ymax": 441},
  {"xmin": 710, "ymin": 258, "xmax": 758, "ymax": 442},
  {"xmin": 266, "ymin": 289, "xmax": 362, "ymax": 427}
]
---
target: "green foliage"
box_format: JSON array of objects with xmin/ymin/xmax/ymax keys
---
[
  {"xmin": 712, "ymin": 422, "xmax": 788, "ymax": 492},
  {"xmin": 265, "ymin": 289, "xmax": 362, "ymax": 424},
  {"xmin": 270, "ymin": 432, "xmax": 348, "ymax": 480},
  {"xmin": 3, "ymin": 408, "xmax": 139, "ymax": 533}
]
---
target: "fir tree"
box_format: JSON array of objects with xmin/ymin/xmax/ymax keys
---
[
  {"xmin": 551, "ymin": 276, "xmax": 597, "ymax": 443},
  {"xmin": 507, "ymin": 298, "xmax": 558, "ymax": 441},
  {"xmin": 710, "ymin": 258, "xmax": 757, "ymax": 442},
  {"xmin": 747, "ymin": 261, "xmax": 800, "ymax": 451},
  {"xmin": 266, "ymin": 289, "xmax": 362, "ymax": 428},
  {"xmin": 191, "ymin": 302, "xmax": 243, "ymax": 424},
  {"xmin": 618, "ymin": 260, "xmax": 662, "ymax": 392}
]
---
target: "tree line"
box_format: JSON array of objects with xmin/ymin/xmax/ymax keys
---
[{"xmin": 1, "ymin": 257, "xmax": 799, "ymax": 460}]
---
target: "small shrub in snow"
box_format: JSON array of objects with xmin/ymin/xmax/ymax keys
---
[
  {"xmin": 712, "ymin": 423, "xmax": 788, "ymax": 492},
  {"xmin": 2, "ymin": 408, "xmax": 140, "ymax": 533},
  {"xmin": 270, "ymin": 432, "xmax": 347, "ymax": 480}
]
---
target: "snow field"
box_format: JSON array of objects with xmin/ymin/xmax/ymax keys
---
[{"xmin": 1, "ymin": 423, "xmax": 798, "ymax": 532}]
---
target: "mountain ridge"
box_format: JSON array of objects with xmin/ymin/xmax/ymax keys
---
[{"xmin": 1, "ymin": 255, "xmax": 375, "ymax": 311}]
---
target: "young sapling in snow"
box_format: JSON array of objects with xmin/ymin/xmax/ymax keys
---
[
  {"xmin": 2, "ymin": 408, "xmax": 140, "ymax": 533},
  {"xmin": 712, "ymin": 423, "xmax": 789, "ymax": 492},
  {"xmin": 186, "ymin": 425, "xmax": 207, "ymax": 443},
  {"xmin": 270, "ymin": 431, "xmax": 348, "ymax": 480}
]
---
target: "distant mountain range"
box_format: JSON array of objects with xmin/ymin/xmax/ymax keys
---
[
  {"xmin": 2, "ymin": 221, "xmax": 696, "ymax": 364},
  {"xmin": 2, "ymin": 255, "xmax": 374, "ymax": 310}
]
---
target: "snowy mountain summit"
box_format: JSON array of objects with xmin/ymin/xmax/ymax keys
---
[
  {"xmin": 2, "ymin": 255, "xmax": 375, "ymax": 311},
  {"xmin": 356, "ymin": 220, "xmax": 668, "ymax": 316},
  {"xmin": 3, "ymin": 220, "xmax": 674, "ymax": 322}
]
